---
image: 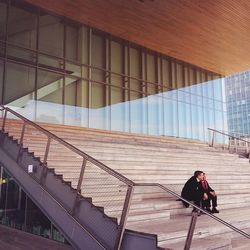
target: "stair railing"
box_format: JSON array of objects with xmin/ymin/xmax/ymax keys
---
[
  {"xmin": 1, "ymin": 106, "xmax": 250, "ymax": 250},
  {"xmin": 0, "ymin": 105, "xmax": 134, "ymax": 250},
  {"xmin": 208, "ymin": 128, "xmax": 250, "ymax": 158},
  {"xmin": 133, "ymin": 183, "xmax": 250, "ymax": 249}
]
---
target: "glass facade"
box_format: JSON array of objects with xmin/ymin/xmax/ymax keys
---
[
  {"xmin": 0, "ymin": 0, "xmax": 227, "ymax": 141},
  {"xmin": 0, "ymin": 165, "xmax": 68, "ymax": 244},
  {"xmin": 225, "ymin": 70, "xmax": 250, "ymax": 135}
]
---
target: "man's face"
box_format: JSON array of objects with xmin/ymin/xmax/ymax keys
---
[{"xmin": 197, "ymin": 173, "xmax": 204, "ymax": 181}]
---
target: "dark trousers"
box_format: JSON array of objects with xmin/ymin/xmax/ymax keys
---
[
  {"xmin": 182, "ymin": 192, "xmax": 203, "ymax": 208},
  {"xmin": 202, "ymin": 193, "xmax": 217, "ymax": 208}
]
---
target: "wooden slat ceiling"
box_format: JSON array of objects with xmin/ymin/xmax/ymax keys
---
[{"xmin": 24, "ymin": 0, "xmax": 250, "ymax": 76}]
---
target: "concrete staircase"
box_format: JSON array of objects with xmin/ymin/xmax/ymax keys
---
[{"xmin": 2, "ymin": 118, "xmax": 250, "ymax": 249}]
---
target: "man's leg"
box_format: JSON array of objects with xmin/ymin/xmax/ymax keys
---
[{"xmin": 209, "ymin": 194, "xmax": 219, "ymax": 213}]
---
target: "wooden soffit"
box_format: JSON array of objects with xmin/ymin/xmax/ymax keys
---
[{"xmin": 24, "ymin": 0, "xmax": 250, "ymax": 76}]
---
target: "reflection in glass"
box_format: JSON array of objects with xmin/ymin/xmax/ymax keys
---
[
  {"xmin": 5, "ymin": 62, "xmax": 35, "ymax": 105},
  {"xmin": 8, "ymin": 4, "xmax": 37, "ymax": 49},
  {"xmin": 0, "ymin": 166, "xmax": 68, "ymax": 244}
]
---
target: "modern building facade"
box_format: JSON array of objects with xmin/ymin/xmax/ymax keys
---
[
  {"xmin": 1, "ymin": 0, "xmax": 250, "ymax": 247},
  {"xmin": 225, "ymin": 70, "xmax": 250, "ymax": 135},
  {"xmin": 0, "ymin": 0, "xmax": 227, "ymax": 142}
]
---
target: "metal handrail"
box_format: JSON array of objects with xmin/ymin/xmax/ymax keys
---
[
  {"xmin": 0, "ymin": 161, "xmax": 106, "ymax": 250},
  {"xmin": 134, "ymin": 183, "xmax": 250, "ymax": 239},
  {"xmin": 208, "ymin": 128, "xmax": 250, "ymax": 145},
  {"xmin": 208, "ymin": 128, "xmax": 250, "ymax": 142},
  {"xmin": 1, "ymin": 107, "xmax": 250, "ymax": 249},
  {"xmin": 0, "ymin": 105, "xmax": 133, "ymax": 186},
  {"xmin": 0, "ymin": 105, "xmax": 134, "ymax": 249}
]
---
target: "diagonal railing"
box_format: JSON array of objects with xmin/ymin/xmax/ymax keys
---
[
  {"xmin": 1, "ymin": 105, "xmax": 250, "ymax": 250},
  {"xmin": 0, "ymin": 105, "xmax": 134, "ymax": 250},
  {"xmin": 208, "ymin": 128, "xmax": 250, "ymax": 158}
]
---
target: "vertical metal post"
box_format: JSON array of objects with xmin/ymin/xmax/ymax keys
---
[
  {"xmin": 19, "ymin": 122, "xmax": 26, "ymax": 146},
  {"xmin": 184, "ymin": 211, "xmax": 198, "ymax": 250},
  {"xmin": 72, "ymin": 158, "xmax": 87, "ymax": 215},
  {"xmin": 88, "ymin": 27, "xmax": 92, "ymax": 129},
  {"xmin": 40, "ymin": 137, "xmax": 51, "ymax": 184},
  {"xmin": 2, "ymin": 108, "xmax": 7, "ymax": 132},
  {"xmin": 228, "ymin": 136, "xmax": 231, "ymax": 151},
  {"xmin": 115, "ymin": 185, "xmax": 134, "ymax": 250},
  {"xmin": 43, "ymin": 137, "xmax": 51, "ymax": 165},
  {"xmin": 211, "ymin": 130, "xmax": 215, "ymax": 147},
  {"xmin": 17, "ymin": 122, "xmax": 26, "ymax": 161},
  {"xmin": 234, "ymin": 137, "xmax": 237, "ymax": 153}
]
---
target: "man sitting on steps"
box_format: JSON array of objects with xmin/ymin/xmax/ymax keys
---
[
  {"xmin": 181, "ymin": 170, "xmax": 205, "ymax": 211},
  {"xmin": 201, "ymin": 173, "xmax": 219, "ymax": 213}
]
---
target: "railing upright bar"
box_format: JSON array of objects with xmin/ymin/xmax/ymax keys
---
[
  {"xmin": 40, "ymin": 137, "xmax": 51, "ymax": 184},
  {"xmin": 115, "ymin": 185, "xmax": 134, "ymax": 250},
  {"xmin": 184, "ymin": 211, "xmax": 198, "ymax": 250},
  {"xmin": 43, "ymin": 137, "xmax": 51, "ymax": 165},
  {"xmin": 211, "ymin": 130, "xmax": 215, "ymax": 147},
  {"xmin": 228, "ymin": 136, "xmax": 231, "ymax": 151},
  {"xmin": 0, "ymin": 106, "xmax": 133, "ymax": 186},
  {"xmin": 19, "ymin": 122, "xmax": 26, "ymax": 146},
  {"xmin": 2, "ymin": 108, "xmax": 7, "ymax": 132},
  {"xmin": 17, "ymin": 122, "xmax": 26, "ymax": 161},
  {"xmin": 72, "ymin": 158, "xmax": 87, "ymax": 215}
]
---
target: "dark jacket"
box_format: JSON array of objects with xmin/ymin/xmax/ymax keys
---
[{"xmin": 181, "ymin": 176, "xmax": 203, "ymax": 201}]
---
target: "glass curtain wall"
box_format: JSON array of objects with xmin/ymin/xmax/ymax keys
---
[
  {"xmin": 0, "ymin": 0, "xmax": 227, "ymax": 142},
  {"xmin": 0, "ymin": 166, "xmax": 68, "ymax": 244},
  {"xmin": 225, "ymin": 71, "xmax": 250, "ymax": 135}
]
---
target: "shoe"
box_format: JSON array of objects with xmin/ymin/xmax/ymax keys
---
[{"xmin": 211, "ymin": 207, "xmax": 219, "ymax": 213}]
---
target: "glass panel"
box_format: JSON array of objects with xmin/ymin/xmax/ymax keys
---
[
  {"xmin": 65, "ymin": 24, "xmax": 78, "ymax": 62},
  {"xmin": 38, "ymin": 54, "xmax": 63, "ymax": 71},
  {"xmin": 0, "ymin": 1, "xmax": 7, "ymax": 40},
  {"xmin": 4, "ymin": 62, "xmax": 35, "ymax": 106},
  {"xmin": 39, "ymin": 15, "xmax": 64, "ymax": 57},
  {"xmin": 91, "ymin": 33, "xmax": 105, "ymax": 84},
  {"xmin": 130, "ymin": 96, "xmax": 144, "ymax": 134},
  {"xmin": 7, "ymin": 45, "xmax": 36, "ymax": 63},
  {"xmin": 148, "ymin": 94, "xmax": 160, "ymax": 135},
  {"xmin": 25, "ymin": 196, "xmax": 51, "ymax": 238},
  {"xmin": 90, "ymin": 82, "xmax": 108, "ymax": 130},
  {"xmin": 65, "ymin": 62, "xmax": 81, "ymax": 77},
  {"xmin": 111, "ymin": 87, "xmax": 126, "ymax": 131},
  {"xmin": 8, "ymin": 4, "xmax": 37, "ymax": 49},
  {"xmin": 0, "ymin": 167, "xmax": 68, "ymax": 244}
]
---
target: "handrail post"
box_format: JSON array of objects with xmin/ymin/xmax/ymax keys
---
[
  {"xmin": 234, "ymin": 137, "xmax": 238, "ymax": 153},
  {"xmin": 72, "ymin": 157, "xmax": 87, "ymax": 215},
  {"xmin": 19, "ymin": 122, "xmax": 26, "ymax": 146},
  {"xmin": 2, "ymin": 108, "xmax": 7, "ymax": 132},
  {"xmin": 211, "ymin": 130, "xmax": 215, "ymax": 147},
  {"xmin": 115, "ymin": 185, "xmax": 134, "ymax": 250},
  {"xmin": 17, "ymin": 122, "xmax": 26, "ymax": 161},
  {"xmin": 228, "ymin": 136, "xmax": 231, "ymax": 151},
  {"xmin": 40, "ymin": 137, "xmax": 51, "ymax": 184},
  {"xmin": 184, "ymin": 211, "xmax": 198, "ymax": 250}
]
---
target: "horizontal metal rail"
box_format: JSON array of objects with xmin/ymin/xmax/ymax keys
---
[
  {"xmin": 0, "ymin": 162, "xmax": 106, "ymax": 250},
  {"xmin": 134, "ymin": 183, "xmax": 250, "ymax": 239},
  {"xmin": 208, "ymin": 128, "xmax": 250, "ymax": 144},
  {"xmin": 0, "ymin": 105, "xmax": 133, "ymax": 186},
  {"xmin": 1, "ymin": 106, "xmax": 250, "ymax": 248}
]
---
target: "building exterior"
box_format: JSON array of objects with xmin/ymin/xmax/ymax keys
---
[
  {"xmin": 1, "ymin": 0, "xmax": 250, "ymax": 246},
  {"xmin": 225, "ymin": 71, "xmax": 250, "ymax": 135},
  {"xmin": 0, "ymin": 0, "xmax": 227, "ymax": 142}
]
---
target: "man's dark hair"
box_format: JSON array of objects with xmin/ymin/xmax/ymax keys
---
[{"xmin": 194, "ymin": 170, "xmax": 203, "ymax": 178}]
